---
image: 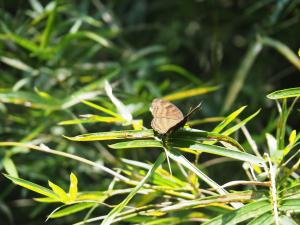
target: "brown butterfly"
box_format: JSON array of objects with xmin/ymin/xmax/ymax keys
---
[{"xmin": 150, "ymin": 98, "xmax": 202, "ymax": 135}]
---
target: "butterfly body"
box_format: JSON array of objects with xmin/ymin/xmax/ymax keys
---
[{"xmin": 150, "ymin": 98, "xmax": 201, "ymax": 135}]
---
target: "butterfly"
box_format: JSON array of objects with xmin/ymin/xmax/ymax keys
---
[{"xmin": 150, "ymin": 98, "xmax": 202, "ymax": 135}]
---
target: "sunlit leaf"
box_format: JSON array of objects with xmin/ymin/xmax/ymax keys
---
[
  {"xmin": 109, "ymin": 140, "xmax": 163, "ymax": 149},
  {"xmin": 170, "ymin": 139, "xmax": 264, "ymax": 165},
  {"xmin": 203, "ymin": 200, "xmax": 271, "ymax": 225},
  {"xmin": 48, "ymin": 181, "xmax": 69, "ymax": 203},
  {"xmin": 267, "ymin": 87, "xmax": 300, "ymax": 99},
  {"xmin": 49, "ymin": 202, "xmax": 96, "ymax": 218},
  {"xmin": 212, "ymin": 106, "xmax": 246, "ymax": 133},
  {"xmin": 64, "ymin": 130, "xmax": 154, "ymax": 141},
  {"xmin": 69, "ymin": 173, "xmax": 78, "ymax": 202},
  {"xmin": 59, "ymin": 115, "xmax": 123, "ymax": 125},
  {"xmin": 81, "ymin": 100, "xmax": 123, "ymax": 119},
  {"xmin": 4, "ymin": 174, "xmax": 58, "ymax": 200},
  {"xmin": 163, "ymin": 86, "xmax": 219, "ymax": 101}
]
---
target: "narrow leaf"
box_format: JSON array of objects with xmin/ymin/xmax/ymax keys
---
[
  {"xmin": 267, "ymin": 87, "xmax": 300, "ymax": 99},
  {"xmin": 203, "ymin": 200, "xmax": 271, "ymax": 225},
  {"xmin": 64, "ymin": 130, "xmax": 154, "ymax": 141},
  {"xmin": 49, "ymin": 202, "xmax": 96, "ymax": 218},
  {"xmin": 170, "ymin": 139, "xmax": 264, "ymax": 166},
  {"xmin": 163, "ymin": 86, "xmax": 219, "ymax": 101},
  {"xmin": 109, "ymin": 140, "xmax": 163, "ymax": 149},
  {"xmin": 69, "ymin": 173, "xmax": 78, "ymax": 202},
  {"xmin": 100, "ymin": 153, "xmax": 166, "ymax": 225},
  {"xmin": 4, "ymin": 174, "xmax": 58, "ymax": 200},
  {"xmin": 3, "ymin": 156, "xmax": 19, "ymax": 178},
  {"xmin": 48, "ymin": 181, "xmax": 69, "ymax": 203},
  {"xmin": 212, "ymin": 106, "xmax": 246, "ymax": 133}
]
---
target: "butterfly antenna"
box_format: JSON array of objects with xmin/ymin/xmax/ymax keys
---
[{"xmin": 186, "ymin": 101, "xmax": 203, "ymax": 117}]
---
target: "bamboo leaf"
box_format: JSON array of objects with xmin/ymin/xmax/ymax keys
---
[
  {"xmin": 69, "ymin": 173, "xmax": 78, "ymax": 202},
  {"xmin": 169, "ymin": 139, "xmax": 264, "ymax": 165},
  {"xmin": 100, "ymin": 153, "xmax": 166, "ymax": 225},
  {"xmin": 4, "ymin": 174, "xmax": 58, "ymax": 200},
  {"xmin": 212, "ymin": 106, "xmax": 247, "ymax": 133},
  {"xmin": 59, "ymin": 115, "xmax": 123, "ymax": 125},
  {"xmin": 0, "ymin": 91, "xmax": 62, "ymax": 110},
  {"xmin": 64, "ymin": 130, "xmax": 154, "ymax": 141},
  {"xmin": 109, "ymin": 140, "xmax": 163, "ymax": 149},
  {"xmin": 247, "ymin": 212, "xmax": 273, "ymax": 225},
  {"xmin": 48, "ymin": 181, "xmax": 69, "ymax": 203},
  {"xmin": 267, "ymin": 87, "xmax": 300, "ymax": 99},
  {"xmin": 49, "ymin": 202, "xmax": 96, "ymax": 218},
  {"xmin": 3, "ymin": 156, "xmax": 19, "ymax": 178},
  {"xmin": 222, "ymin": 109, "xmax": 261, "ymax": 136},
  {"xmin": 81, "ymin": 100, "xmax": 123, "ymax": 119},
  {"xmin": 163, "ymin": 86, "xmax": 219, "ymax": 101},
  {"xmin": 203, "ymin": 200, "xmax": 271, "ymax": 225},
  {"xmin": 158, "ymin": 64, "xmax": 202, "ymax": 85},
  {"xmin": 166, "ymin": 151, "xmax": 228, "ymax": 196},
  {"xmin": 280, "ymin": 198, "xmax": 300, "ymax": 212}
]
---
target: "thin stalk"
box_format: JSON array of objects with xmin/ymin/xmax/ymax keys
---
[
  {"xmin": 222, "ymin": 41, "xmax": 262, "ymax": 113},
  {"xmin": 259, "ymin": 36, "xmax": 300, "ymax": 70}
]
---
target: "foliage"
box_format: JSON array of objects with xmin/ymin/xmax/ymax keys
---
[{"xmin": 1, "ymin": 0, "xmax": 300, "ymax": 225}]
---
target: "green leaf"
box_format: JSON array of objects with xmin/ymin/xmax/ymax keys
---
[
  {"xmin": 248, "ymin": 212, "xmax": 273, "ymax": 225},
  {"xmin": 169, "ymin": 139, "xmax": 264, "ymax": 165},
  {"xmin": 61, "ymin": 67, "xmax": 119, "ymax": 109},
  {"xmin": 81, "ymin": 31, "xmax": 112, "ymax": 48},
  {"xmin": 166, "ymin": 151, "xmax": 227, "ymax": 195},
  {"xmin": 100, "ymin": 153, "xmax": 166, "ymax": 225},
  {"xmin": 81, "ymin": 100, "xmax": 123, "ymax": 119},
  {"xmin": 64, "ymin": 130, "xmax": 154, "ymax": 141},
  {"xmin": 267, "ymin": 87, "xmax": 300, "ymax": 99},
  {"xmin": 172, "ymin": 129, "xmax": 245, "ymax": 152},
  {"xmin": 109, "ymin": 140, "xmax": 163, "ymax": 149},
  {"xmin": 222, "ymin": 109, "xmax": 261, "ymax": 136},
  {"xmin": 3, "ymin": 156, "xmax": 19, "ymax": 178},
  {"xmin": 212, "ymin": 106, "xmax": 247, "ymax": 133},
  {"xmin": 59, "ymin": 115, "xmax": 123, "ymax": 125},
  {"xmin": 279, "ymin": 215, "xmax": 298, "ymax": 225},
  {"xmin": 0, "ymin": 91, "xmax": 62, "ymax": 110},
  {"xmin": 280, "ymin": 198, "xmax": 300, "ymax": 212},
  {"xmin": 163, "ymin": 86, "xmax": 219, "ymax": 101},
  {"xmin": 0, "ymin": 56, "xmax": 36, "ymax": 73},
  {"xmin": 69, "ymin": 173, "xmax": 78, "ymax": 202},
  {"xmin": 158, "ymin": 64, "xmax": 202, "ymax": 85},
  {"xmin": 203, "ymin": 200, "xmax": 271, "ymax": 225},
  {"xmin": 48, "ymin": 181, "xmax": 69, "ymax": 203},
  {"xmin": 4, "ymin": 174, "xmax": 58, "ymax": 200},
  {"xmin": 49, "ymin": 202, "xmax": 96, "ymax": 218}
]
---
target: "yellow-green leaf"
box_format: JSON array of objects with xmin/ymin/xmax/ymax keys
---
[
  {"xmin": 69, "ymin": 173, "xmax": 78, "ymax": 202},
  {"xmin": 48, "ymin": 181, "xmax": 69, "ymax": 203},
  {"xmin": 64, "ymin": 129, "xmax": 154, "ymax": 141},
  {"xmin": 163, "ymin": 86, "xmax": 219, "ymax": 101},
  {"xmin": 267, "ymin": 87, "xmax": 300, "ymax": 99},
  {"xmin": 3, "ymin": 156, "xmax": 19, "ymax": 178},
  {"xmin": 109, "ymin": 140, "xmax": 163, "ymax": 149},
  {"xmin": 289, "ymin": 130, "xmax": 296, "ymax": 144},
  {"xmin": 49, "ymin": 202, "xmax": 96, "ymax": 218},
  {"xmin": 4, "ymin": 174, "xmax": 58, "ymax": 200}
]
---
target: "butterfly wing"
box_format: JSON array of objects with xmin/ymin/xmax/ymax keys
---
[
  {"xmin": 151, "ymin": 118, "xmax": 182, "ymax": 134},
  {"xmin": 150, "ymin": 99, "xmax": 184, "ymax": 134}
]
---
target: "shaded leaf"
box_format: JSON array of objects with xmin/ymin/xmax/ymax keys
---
[
  {"xmin": 65, "ymin": 130, "xmax": 154, "ymax": 141},
  {"xmin": 109, "ymin": 140, "xmax": 163, "ymax": 149}
]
